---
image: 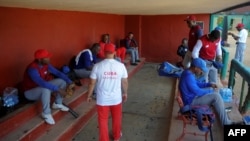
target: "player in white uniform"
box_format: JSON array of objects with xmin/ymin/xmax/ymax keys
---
[{"xmin": 87, "ymin": 43, "xmax": 128, "ymax": 141}]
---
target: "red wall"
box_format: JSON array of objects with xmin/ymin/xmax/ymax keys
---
[
  {"xmin": 125, "ymin": 14, "xmax": 210, "ymax": 63},
  {"xmin": 0, "ymin": 6, "xmax": 211, "ymax": 92},
  {"xmin": 0, "ymin": 7, "xmax": 125, "ymax": 92},
  {"xmin": 125, "ymin": 15, "xmax": 141, "ymax": 48}
]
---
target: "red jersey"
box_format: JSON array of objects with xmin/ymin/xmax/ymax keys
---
[
  {"xmin": 97, "ymin": 41, "xmax": 106, "ymax": 59},
  {"xmin": 199, "ymin": 35, "xmax": 220, "ymax": 60},
  {"xmin": 22, "ymin": 61, "xmax": 53, "ymax": 91},
  {"xmin": 188, "ymin": 25, "xmax": 202, "ymax": 51}
]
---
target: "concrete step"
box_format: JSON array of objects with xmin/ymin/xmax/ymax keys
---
[
  {"xmin": 1, "ymin": 85, "xmax": 89, "ymax": 141},
  {"xmin": 0, "ymin": 100, "xmax": 41, "ymax": 138},
  {"xmin": 0, "ymin": 57, "xmax": 145, "ymax": 141},
  {"xmin": 36, "ymin": 100, "xmax": 96, "ymax": 141}
]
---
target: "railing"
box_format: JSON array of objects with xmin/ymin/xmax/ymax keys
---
[
  {"xmin": 228, "ymin": 59, "xmax": 250, "ymax": 113},
  {"xmin": 220, "ymin": 47, "xmax": 229, "ymax": 80}
]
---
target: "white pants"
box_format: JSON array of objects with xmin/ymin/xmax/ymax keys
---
[{"xmin": 182, "ymin": 50, "xmax": 192, "ymax": 69}]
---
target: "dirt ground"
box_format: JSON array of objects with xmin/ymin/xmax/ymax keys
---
[{"xmin": 73, "ymin": 63, "xmax": 176, "ymax": 141}]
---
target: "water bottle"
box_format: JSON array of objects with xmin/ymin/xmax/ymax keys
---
[
  {"xmin": 3, "ymin": 87, "xmax": 19, "ymax": 107},
  {"xmin": 223, "ymin": 88, "xmax": 232, "ymax": 103},
  {"xmin": 219, "ymin": 88, "xmax": 225, "ymax": 101},
  {"xmin": 227, "ymin": 88, "xmax": 233, "ymax": 103},
  {"xmin": 220, "ymin": 87, "xmax": 232, "ymax": 103},
  {"xmin": 3, "ymin": 97, "xmax": 12, "ymax": 107}
]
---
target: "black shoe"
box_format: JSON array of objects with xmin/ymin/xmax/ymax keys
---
[
  {"xmin": 92, "ymin": 93, "xmax": 96, "ymax": 100},
  {"xmin": 131, "ymin": 63, "xmax": 138, "ymax": 66},
  {"xmin": 74, "ymin": 80, "xmax": 82, "ymax": 86},
  {"xmin": 136, "ymin": 60, "xmax": 141, "ymax": 62}
]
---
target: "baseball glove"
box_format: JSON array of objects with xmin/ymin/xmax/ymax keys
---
[{"xmin": 65, "ymin": 83, "xmax": 75, "ymax": 98}]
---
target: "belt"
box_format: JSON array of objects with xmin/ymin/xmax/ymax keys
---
[
  {"xmin": 203, "ymin": 59, "xmax": 213, "ymax": 66},
  {"xmin": 236, "ymin": 42, "xmax": 246, "ymax": 44}
]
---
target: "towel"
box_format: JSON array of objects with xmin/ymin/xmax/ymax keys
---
[{"xmin": 75, "ymin": 49, "xmax": 93, "ymax": 65}]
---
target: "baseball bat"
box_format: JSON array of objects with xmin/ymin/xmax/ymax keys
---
[{"xmin": 62, "ymin": 102, "xmax": 79, "ymax": 118}]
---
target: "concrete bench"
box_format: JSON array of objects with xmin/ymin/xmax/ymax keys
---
[
  {"xmin": 0, "ymin": 78, "xmax": 90, "ymax": 139},
  {"xmin": 0, "ymin": 58, "xmax": 145, "ymax": 140}
]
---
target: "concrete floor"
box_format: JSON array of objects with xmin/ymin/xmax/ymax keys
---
[
  {"xmin": 222, "ymin": 30, "xmax": 250, "ymax": 116},
  {"xmin": 72, "ymin": 63, "xmax": 176, "ymax": 141},
  {"xmin": 72, "ymin": 31, "xmax": 250, "ymax": 141}
]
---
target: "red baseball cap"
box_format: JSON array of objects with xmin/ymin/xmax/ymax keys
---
[
  {"xmin": 104, "ymin": 43, "xmax": 116, "ymax": 53},
  {"xmin": 184, "ymin": 15, "xmax": 196, "ymax": 21},
  {"xmin": 34, "ymin": 49, "xmax": 52, "ymax": 59},
  {"xmin": 236, "ymin": 23, "xmax": 244, "ymax": 28}
]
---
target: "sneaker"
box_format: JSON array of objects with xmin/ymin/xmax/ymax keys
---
[
  {"xmin": 52, "ymin": 103, "xmax": 69, "ymax": 111},
  {"xmin": 41, "ymin": 113, "xmax": 55, "ymax": 125}
]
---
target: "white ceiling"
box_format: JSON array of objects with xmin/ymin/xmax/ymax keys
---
[{"xmin": 0, "ymin": 0, "xmax": 249, "ymax": 15}]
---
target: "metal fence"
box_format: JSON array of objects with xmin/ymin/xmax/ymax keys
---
[{"xmin": 228, "ymin": 59, "xmax": 250, "ymax": 113}]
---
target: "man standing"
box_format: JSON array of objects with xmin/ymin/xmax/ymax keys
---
[
  {"xmin": 87, "ymin": 43, "xmax": 128, "ymax": 141},
  {"xmin": 22, "ymin": 49, "xmax": 74, "ymax": 125},
  {"xmin": 125, "ymin": 32, "xmax": 140, "ymax": 66},
  {"xmin": 228, "ymin": 23, "xmax": 248, "ymax": 63},
  {"xmin": 192, "ymin": 30, "xmax": 222, "ymax": 84},
  {"xmin": 179, "ymin": 58, "xmax": 232, "ymax": 126},
  {"xmin": 182, "ymin": 15, "xmax": 203, "ymax": 68}
]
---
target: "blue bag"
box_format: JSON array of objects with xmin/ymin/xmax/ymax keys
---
[
  {"xmin": 180, "ymin": 105, "xmax": 215, "ymax": 132},
  {"xmin": 157, "ymin": 62, "xmax": 183, "ymax": 78},
  {"xmin": 180, "ymin": 105, "xmax": 215, "ymax": 141}
]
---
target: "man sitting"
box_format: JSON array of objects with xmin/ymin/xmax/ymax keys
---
[
  {"xmin": 176, "ymin": 38, "xmax": 188, "ymax": 67},
  {"xmin": 22, "ymin": 49, "xmax": 74, "ymax": 125},
  {"xmin": 73, "ymin": 43, "xmax": 100, "ymax": 78},
  {"xmin": 125, "ymin": 32, "xmax": 140, "ymax": 66},
  {"xmin": 98, "ymin": 34, "xmax": 126, "ymax": 63},
  {"xmin": 179, "ymin": 58, "xmax": 232, "ymax": 126}
]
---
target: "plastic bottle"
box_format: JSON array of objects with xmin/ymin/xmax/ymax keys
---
[{"xmin": 219, "ymin": 88, "xmax": 225, "ymax": 101}]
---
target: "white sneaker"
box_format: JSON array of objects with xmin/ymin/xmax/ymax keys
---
[
  {"xmin": 52, "ymin": 103, "xmax": 69, "ymax": 111},
  {"xmin": 41, "ymin": 113, "xmax": 55, "ymax": 125}
]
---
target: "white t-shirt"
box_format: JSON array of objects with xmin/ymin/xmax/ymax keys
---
[
  {"xmin": 238, "ymin": 29, "xmax": 248, "ymax": 43},
  {"xmin": 90, "ymin": 59, "xmax": 128, "ymax": 106}
]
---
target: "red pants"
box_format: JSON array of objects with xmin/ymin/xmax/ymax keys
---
[
  {"xmin": 116, "ymin": 47, "xmax": 126, "ymax": 63},
  {"xmin": 97, "ymin": 103, "xmax": 122, "ymax": 141}
]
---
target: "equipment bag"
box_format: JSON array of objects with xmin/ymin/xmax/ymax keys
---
[{"xmin": 157, "ymin": 61, "xmax": 183, "ymax": 78}]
